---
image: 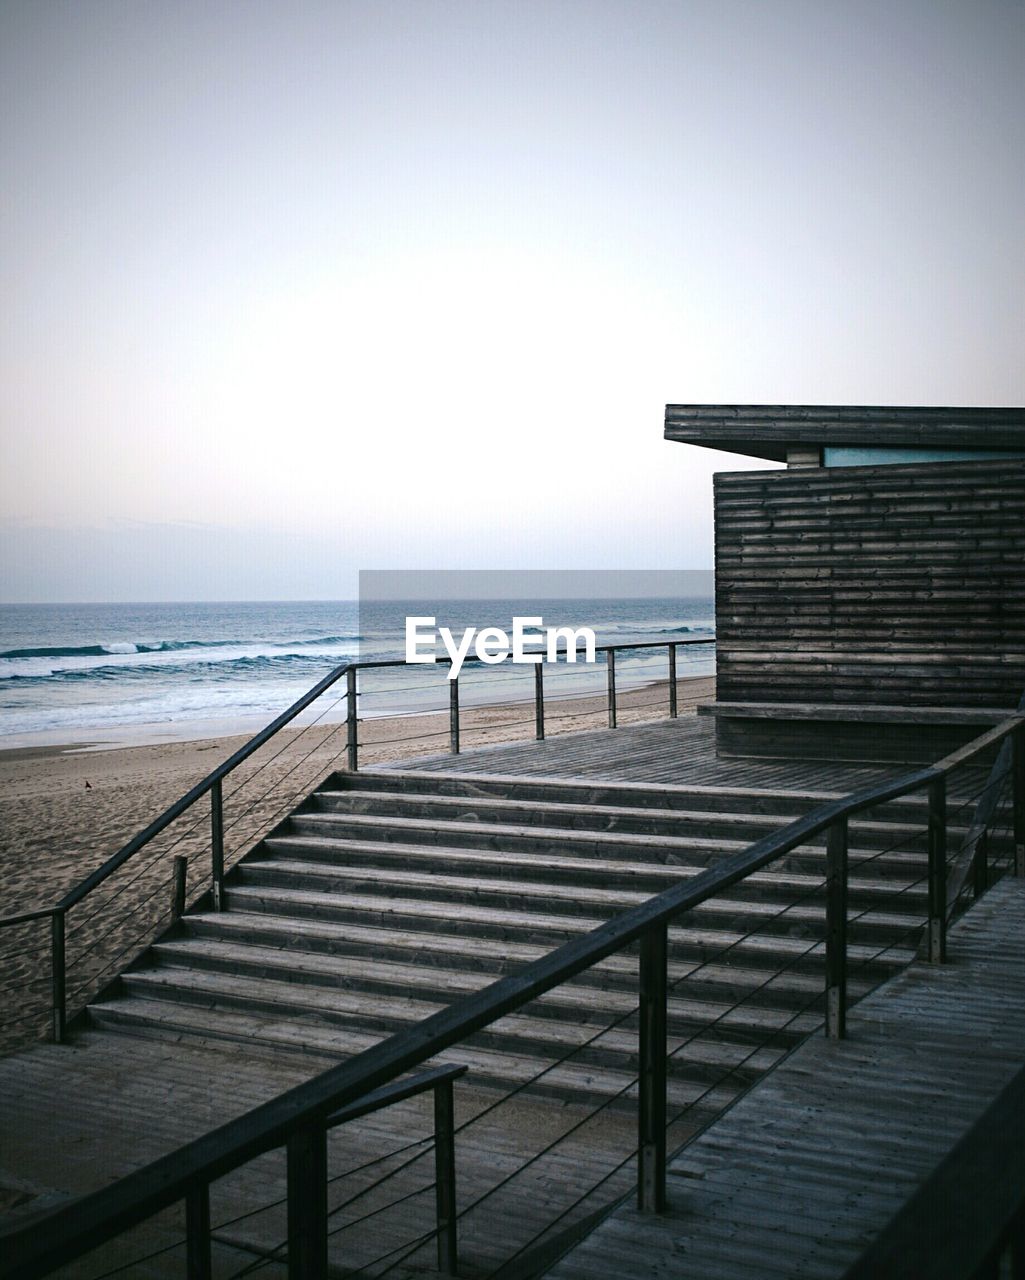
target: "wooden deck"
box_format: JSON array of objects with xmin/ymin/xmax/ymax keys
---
[
  {"xmin": 402, "ymin": 713, "xmax": 989, "ymax": 802},
  {"xmin": 547, "ymin": 876, "xmax": 1025, "ymax": 1280},
  {"xmin": 0, "ymin": 715, "xmax": 1008, "ymax": 1277},
  {"xmin": 401, "ymin": 714, "xmax": 902, "ymax": 790}
]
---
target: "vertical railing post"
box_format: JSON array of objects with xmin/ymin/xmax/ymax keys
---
[
  {"xmin": 434, "ymin": 1077, "xmax": 459, "ymax": 1275},
  {"xmin": 185, "ymin": 1182, "xmax": 212, "ymax": 1280},
  {"xmin": 668, "ymin": 644, "xmax": 678, "ymax": 719},
  {"xmin": 638, "ymin": 923, "xmax": 667, "ymax": 1213},
  {"xmin": 534, "ymin": 663, "xmax": 545, "ymax": 741},
  {"xmin": 51, "ymin": 909, "xmax": 66, "ymax": 1045},
  {"xmin": 1013, "ymin": 725, "xmax": 1025, "ymax": 877},
  {"xmin": 824, "ymin": 820, "xmax": 848, "ymax": 1039},
  {"xmin": 449, "ymin": 675, "xmax": 460, "ymax": 755},
  {"xmin": 172, "ymin": 855, "xmax": 188, "ymax": 922},
  {"xmin": 346, "ymin": 667, "xmax": 358, "ymax": 773},
  {"xmin": 210, "ymin": 779, "xmax": 224, "ymax": 912},
  {"xmin": 972, "ymin": 831, "xmax": 989, "ymax": 900},
  {"xmin": 927, "ymin": 777, "xmax": 947, "ymax": 963},
  {"xmin": 607, "ymin": 650, "xmax": 618, "ymax": 729},
  {"xmin": 287, "ymin": 1124, "xmax": 328, "ymax": 1280}
]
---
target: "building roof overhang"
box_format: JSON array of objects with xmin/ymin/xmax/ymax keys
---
[{"xmin": 663, "ymin": 405, "xmax": 1025, "ymax": 463}]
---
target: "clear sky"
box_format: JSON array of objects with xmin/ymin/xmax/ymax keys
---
[{"xmin": 2, "ymin": 0, "xmax": 1023, "ymax": 602}]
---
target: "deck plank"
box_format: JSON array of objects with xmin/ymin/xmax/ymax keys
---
[
  {"xmin": 546, "ymin": 878, "xmax": 1025, "ymax": 1280},
  {"xmin": 0, "ymin": 716, "xmax": 1005, "ymax": 1277},
  {"xmin": 396, "ymin": 715, "xmax": 986, "ymax": 798}
]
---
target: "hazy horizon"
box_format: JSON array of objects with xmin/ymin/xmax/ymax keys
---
[{"xmin": 3, "ymin": 1, "xmax": 1023, "ymax": 603}]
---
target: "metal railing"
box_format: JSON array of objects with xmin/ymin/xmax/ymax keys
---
[
  {"xmin": 2, "ymin": 707, "xmax": 1022, "ymax": 1280},
  {"xmin": 0, "ymin": 637, "xmax": 714, "ymax": 1050},
  {"xmin": 945, "ymin": 690, "xmax": 1025, "ymax": 919}
]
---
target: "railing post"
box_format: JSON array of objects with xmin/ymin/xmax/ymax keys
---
[
  {"xmin": 346, "ymin": 667, "xmax": 358, "ymax": 773},
  {"xmin": 287, "ymin": 1124, "xmax": 328, "ymax": 1280},
  {"xmin": 534, "ymin": 663, "xmax": 545, "ymax": 741},
  {"xmin": 927, "ymin": 778, "xmax": 947, "ymax": 963},
  {"xmin": 51, "ymin": 909, "xmax": 66, "ymax": 1045},
  {"xmin": 172, "ymin": 855, "xmax": 188, "ymax": 922},
  {"xmin": 185, "ymin": 1182, "xmax": 212, "ymax": 1280},
  {"xmin": 210, "ymin": 779, "xmax": 224, "ymax": 912},
  {"xmin": 638, "ymin": 923, "xmax": 667, "ymax": 1213},
  {"xmin": 1013, "ymin": 725, "xmax": 1025, "ymax": 877},
  {"xmin": 449, "ymin": 675, "xmax": 460, "ymax": 755},
  {"xmin": 668, "ymin": 644, "xmax": 678, "ymax": 719},
  {"xmin": 434, "ymin": 1076, "xmax": 458, "ymax": 1275},
  {"xmin": 607, "ymin": 650, "xmax": 618, "ymax": 729},
  {"xmin": 972, "ymin": 831, "xmax": 989, "ymax": 900},
  {"xmin": 825, "ymin": 820, "xmax": 848, "ymax": 1039}
]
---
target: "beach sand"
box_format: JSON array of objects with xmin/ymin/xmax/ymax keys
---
[{"xmin": 0, "ymin": 675, "xmax": 713, "ymax": 1050}]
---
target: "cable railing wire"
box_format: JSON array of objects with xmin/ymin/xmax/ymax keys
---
[
  {"xmin": 85, "ymin": 1133, "xmax": 441, "ymax": 1280},
  {"xmin": 415, "ymin": 875, "xmax": 846, "ymax": 1280}
]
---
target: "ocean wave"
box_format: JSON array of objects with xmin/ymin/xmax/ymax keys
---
[
  {"xmin": 0, "ymin": 633, "xmax": 363, "ymax": 661},
  {"xmin": 0, "ymin": 644, "xmax": 361, "ymax": 683}
]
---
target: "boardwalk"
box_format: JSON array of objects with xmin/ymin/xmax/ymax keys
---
[
  {"xmin": 0, "ymin": 714, "xmax": 1008, "ymax": 1277},
  {"xmin": 547, "ymin": 876, "xmax": 1025, "ymax": 1279},
  {"xmin": 403, "ymin": 715, "xmax": 901, "ymax": 790}
]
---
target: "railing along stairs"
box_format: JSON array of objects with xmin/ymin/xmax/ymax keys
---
[
  {"xmin": 0, "ymin": 679, "xmax": 1020, "ymax": 1276},
  {"xmin": 0, "ymin": 637, "xmax": 713, "ymax": 1050}
]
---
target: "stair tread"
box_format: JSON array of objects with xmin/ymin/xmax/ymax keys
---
[
  {"xmin": 293, "ymin": 809, "xmax": 753, "ymax": 854},
  {"xmin": 261, "ymin": 836, "xmax": 928, "ymax": 892},
  {"xmin": 114, "ymin": 969, "xmax": 804, "ymax": 1064},
  {"xmin": 223, "ymin": 885, "xmax": 923, "ymax": 952},
  {"xmin": 313, "ymin": 788, "xmax": 936, "ymax": 842},
  {"xmin": 237, "ymin": 858, "xmax": 928, "ymax": 921},
  {"xmin": 87, "ymin": 997, "xmax": 748, "ymax": 1108},
  {"xmin": 183, "ymin": 912, "xmax": 904, "ymax": 984},
  {"xmin": 151, "ymin": 938, "xmax": 833, "ymax": 1027},
  {"xmin": 353, "ymin": 768, "xmax": 936, "ymax": 816}
]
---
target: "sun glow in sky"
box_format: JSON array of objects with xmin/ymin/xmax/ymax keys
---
[{"xmin": 2, "ymin": 0, "xmax": 1023, "ymax": 600}]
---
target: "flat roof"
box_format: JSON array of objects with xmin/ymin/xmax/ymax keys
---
[{"xmin": 663, "ymin": 404, "xmax": 1025, "ymax": 462}]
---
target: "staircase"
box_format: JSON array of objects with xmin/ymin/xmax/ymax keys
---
[{"xmin": 88, "ymin": 769, "xmax": 949, "ymax": 1122}]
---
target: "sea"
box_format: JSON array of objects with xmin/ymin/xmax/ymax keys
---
[{"xmin": 0, "ymin": 599, "xmax": 715, "ymax": 748}]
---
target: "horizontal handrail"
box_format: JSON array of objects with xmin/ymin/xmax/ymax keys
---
[
  {"xmin": 3, "ymin": 710, "xmax": 1020, "ymax": 1279},
  {"xmin": 326, "ymin": 1062, "xmax": 467, "ymax": 1128},
  {"xmin": 0, "ymin": 904, "xmax": 59, "ymax": 929},
  {"xmin": 0, "ymin": 636, "xmax": 713, "ymax": 930}
]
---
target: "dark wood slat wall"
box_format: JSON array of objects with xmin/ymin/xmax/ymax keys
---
[
  {"xmin": 665, "ymin": 405, "xmax": 1025, "ymax": 462},
  {"xmin": 713, "ymin": 458, "xmax": 1025, "ymax": 708}
]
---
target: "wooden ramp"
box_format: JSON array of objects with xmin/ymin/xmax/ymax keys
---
[{"xmin": 546, "ymin": 877, "xmax": 1025, "ymax": 1280}]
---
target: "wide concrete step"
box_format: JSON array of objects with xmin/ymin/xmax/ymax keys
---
[
  {"xmin": 112, "ymin": 969, "xmax": 797, "ymax": 1078},
  {"xmin": 85, "ymin": 997, "xmax": 749, "ymax": 1112},
  {"xmin": 310, "ymin": 787, "xmax": 934, "ymax": 852},
  {"xmin": 180, "ymin": 912, "xmax": 904, "ymax": 996},
  {"xmin": 233, "ymin": 858, "xmax": 928, "ymax": 939},
  {"xmin": 221, "ymin": 884, "xmax": 922, "ymax": 962},
  {"xmin": 259, "ymin": 833, "xmax": 929, "ymax": 898},
  {"xmin": 152, "ymin": 936, "xmax": 863, "ymax": 1021}
]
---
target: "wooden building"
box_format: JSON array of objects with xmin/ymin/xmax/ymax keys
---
[{"xmin": 664, "ymin": 405, "xmax": 1025, "ymax": 760}]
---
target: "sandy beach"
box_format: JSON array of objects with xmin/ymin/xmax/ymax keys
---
[{"xmin": 0, "ymin": 675, "xmax": 713, "ymax": 1051}]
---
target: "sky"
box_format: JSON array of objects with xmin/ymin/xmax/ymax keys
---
[{"xmin": 1, "ymin": 0, "xmax": 1023, "ymax": 602}]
